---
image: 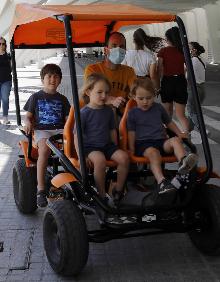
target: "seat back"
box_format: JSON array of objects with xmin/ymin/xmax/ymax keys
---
[
  {"xmin": 119, "ymin": 99, "xmax": 137, "ymax": 150},
  {"xmin": 63, "ymin": 100, "xmax": 85, "ymax": 158}
]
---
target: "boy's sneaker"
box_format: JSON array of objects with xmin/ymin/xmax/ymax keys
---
[
  {"xmin": 37, "ymin": 191, "xmax": 48, "ymax": 207},
  {"xmin": 112, "ymin": 189, "xmax": 124, "ymax": 205},
  {"xmin": 178, "ymin": 153, "xmax": 198, "ymax": 174},
  {"xmin": 158, "ymin": 179, "xmax": 176, "ymax": 194},
  {"xmin": 171, "ymin": 173, "xmax": 190, "ymax": 189}
]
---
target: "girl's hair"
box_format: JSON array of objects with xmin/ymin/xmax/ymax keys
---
[
  {"xmin": 165, "ymin": 26, "xmax": 183, "ymax": 53},
  {"xmin": 190, "ymin": 41, "xmax": 205, "ymax": 56},
  {"xmin": 40, "ymin": 63, "xmax": 62, "ymax": 80},
  {"xmin": 133, "ymin": 28, "xmax": 164, "ymax": 52},
  {"xmin": 130, "ymin": 78, "xmax": 155, "ymax": 98},
  {"xmin": 81, "ymin": 73, "xmax": 112, "ymax": 104}
]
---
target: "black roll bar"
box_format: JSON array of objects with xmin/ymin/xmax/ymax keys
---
[
  {"xmin": 10, "ymin": 37, "xmax": 21, "ymax": 126},
  {"xmin": 176, "ymin": 16, "xmax": 213, "ymax": 184},
  {"xmin": 61, "ymin": 15, "xmax": 89, "ymax": 189}
]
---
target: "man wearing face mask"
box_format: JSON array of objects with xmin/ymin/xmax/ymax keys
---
[{"xmin": 84, "ymin": 32, "xmax": 136, "ymax": 109}]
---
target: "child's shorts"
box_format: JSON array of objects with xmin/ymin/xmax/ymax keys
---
[
  {"xmin": 135, "ymin": 139, "xmax": 166, "ymax": 156},
  {"xmin": 34, "ymin": 129, "xmax": 63, "ymax": 146},
  {"xmin": 84, "ymin": 142, "xmax": 118, "ymax": 160}
]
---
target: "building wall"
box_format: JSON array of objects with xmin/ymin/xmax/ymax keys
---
[{"xmin": 1, "ymin": 0, "xmax": 220, "ymax": 65}]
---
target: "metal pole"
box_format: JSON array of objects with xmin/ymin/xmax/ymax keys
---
[
  {"xmin": 63, "ymin": 15, "xmax": 88, "ymax": 187},
  {"xmin": 10, "ymin": 38, "xmax": 21, "ymax": 126},
  {"xmin": 176, "ymin": 16, "xmax": 213, "ymax": 184}
]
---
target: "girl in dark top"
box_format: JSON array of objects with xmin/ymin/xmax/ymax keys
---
[
  {"xmin": 158, "ymin": 27, "xmax": 190, "ymax": 133},
  {"xmin": 74, "ymin": 73, "xmax": 129, "ymax": 206},
  {"xmin": 0, "ymin": 37, "xmax": 12, "ymax": 125}
]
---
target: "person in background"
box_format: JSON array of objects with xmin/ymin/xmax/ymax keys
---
[
  {"xmin": 122, "ymin": 28, "xmax": 160, "ymax": 92},
  {"xmin": 23, "ymin": 64, "xmax": 70, "ymax": 207},
  {"xmin": 187, "ymin": 41, "xmax": 206, "ymax": 132},
  {"xmin": 84, "ymin": 32, "xmax": 136, "ymax": 112},
  {"xmin": 157, "ymin": 27, "xmax": 190, "ymax": 134},
  {"xmin": 0, "ymin": 37, "xmax": 12, "ymax": 125}
]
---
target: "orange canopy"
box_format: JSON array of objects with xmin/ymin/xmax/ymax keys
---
[{"xmin": 10, "ymin": 3, "xmax": 176, "ymax": 48}]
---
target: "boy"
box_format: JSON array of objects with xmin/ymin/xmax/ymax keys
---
[
  {"xmin": 24, "ymin": 64, "xmax": 70, "ymax": 207},
  {"xmin": 127, "ymin": 78, "xmax": 198, "ymax": 194}
]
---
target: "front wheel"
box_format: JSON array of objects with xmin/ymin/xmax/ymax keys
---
[
  {"xmin": 187, "ymin": 184, "xmax": 220, "ymax": 255},
  {"xmin": 13, "ymin": 159, "xmax": 37, "ymax": 214},
  {"xmin": 43, "ymin": 200, "xmax": 89, "ymax": 276}
]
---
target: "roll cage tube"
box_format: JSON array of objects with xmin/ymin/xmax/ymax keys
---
[
  {"xmin": 10, "ymin": 38, "xmax": 21, "ymax": 126},
  {"xmin": 61, "ymin": 15, "xmax": 89, "ymax": 189},
  {"xmin": 176, "ymin": 16, "xmax": 213, "ymax": 184}
]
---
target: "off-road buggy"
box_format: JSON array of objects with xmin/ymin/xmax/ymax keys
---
[{"xmin": 10, "ymin": 3, "xmax": 220, "ymax": 276}]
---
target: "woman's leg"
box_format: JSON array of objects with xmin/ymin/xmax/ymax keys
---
[
  {"xmin": 162, "ymin": 102, "xmax": 173, "ymax": 117},
  {"xmin": 1, "ymin": 80, "xmax": 12, "ymax": 120},
  {"xmin": 175, "ymin": 102, "xmax": 189, "ymax": 132}
]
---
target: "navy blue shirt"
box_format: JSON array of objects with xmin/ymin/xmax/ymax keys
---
[
  {"xmin": 23, "ymin": 90, "xmax": 70, "ymax": 130},
  {"xmin": 79, "ymin": 105, "xmax": 116, "ymax": 147},
  {"xmin": 127, "ymin": 102, "xmax": 171, "ymax": 140}
]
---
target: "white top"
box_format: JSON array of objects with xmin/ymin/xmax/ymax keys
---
[
  {"xmin": 122, "ymin": 49, "xmax": 156, "ymax": 77},
  {"xmin": 192, "ymin": 56, "xmax": 206, "ymax": 84}
]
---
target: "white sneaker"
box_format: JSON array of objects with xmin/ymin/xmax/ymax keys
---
[
  {"xmin": 178, "ymin": 153, "xmax": 198, "ymax": 174},
  {"xmin": 2, "ymin": 116, "xmax": 10, "ymax": 125}
]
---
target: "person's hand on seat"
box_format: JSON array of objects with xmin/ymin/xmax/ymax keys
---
[{"xmin": 24, "ymin": 120, "xmax": 33, "ymax": 135}]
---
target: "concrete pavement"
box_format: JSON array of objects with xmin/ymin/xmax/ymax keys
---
[{"xmin": 0, "ymin": 56, "xmax": 220, "ymax": 281}]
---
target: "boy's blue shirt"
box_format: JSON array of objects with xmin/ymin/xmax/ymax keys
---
[
  {"xmin": 23, "ymin": 90, "xmax": 70, "ymax": 130},
  {"xmin": 127, "ymin": 102, "xmax": 171, "ymax": 141}
]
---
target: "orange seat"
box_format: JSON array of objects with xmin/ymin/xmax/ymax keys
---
[
  {"xmin": 63, "ymin": 103, "xmax": 117, "ymax": 168},
  {"xmin": 119, "ymin": 99, "xmax": 177, "ymax": 164}
]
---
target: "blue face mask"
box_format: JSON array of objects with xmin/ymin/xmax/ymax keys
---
[{"xmin": 108, "ymin": 47, "xmax": 126, "ymax": 64}]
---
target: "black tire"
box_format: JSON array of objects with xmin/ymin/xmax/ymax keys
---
[
  {"xmin": 13, "ymin": 159, "xmax": 37, "ymax": 214},
  {"xmin": 43, "ymin": 200, "xmax": 89, "ymax": 276},
  {"xmin": 187, "ymin": 184, "xmax": 220, "ymax": 255}
]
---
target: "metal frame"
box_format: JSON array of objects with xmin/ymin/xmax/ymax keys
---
[
  {"xmin": 10, "ymin": 13, "xmax": 213, "ymax": 199},
  {"xmin": 176, "ymin": 16, "xmax": 212, "ymax": 184}
]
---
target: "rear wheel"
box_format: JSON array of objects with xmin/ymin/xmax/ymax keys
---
[
  {"xmin": 13, "ymin": 159, "xmax": 37, "ymax": 214},
  {"xmin": 43, "ymin": 200, "xmax": 89, "ymax": 276},
  {"xmin": 187, "ymin": 184, "xmax": 220, "ymax": 255}
]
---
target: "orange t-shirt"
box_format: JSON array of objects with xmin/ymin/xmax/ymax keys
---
[{"xmin": 84, "ymin": 61, "xmax": 136, "ymax": 100}]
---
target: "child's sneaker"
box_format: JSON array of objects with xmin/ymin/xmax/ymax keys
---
[
  {"xmin": 178, "ymin": 153, "xmax": 198, "ymax": 174},
  {"xmin": 171, "ymin": 173, "xmax": 190, "ymax": 189},
  {"xmin": 158, "ymin": 179, "xmax": 176, "ymax": 194},
  {"xmin": 37, "ymin": 191, "xmax": 48, "ymax": 207},
  {"xmin": 112, "ymin": 189, "xmax": 124, "ymax": 205}
]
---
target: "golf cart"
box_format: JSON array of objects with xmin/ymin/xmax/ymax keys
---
[{"xmin": 10, "ymin": 3, "xmax": 220, "ymax": 276}]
